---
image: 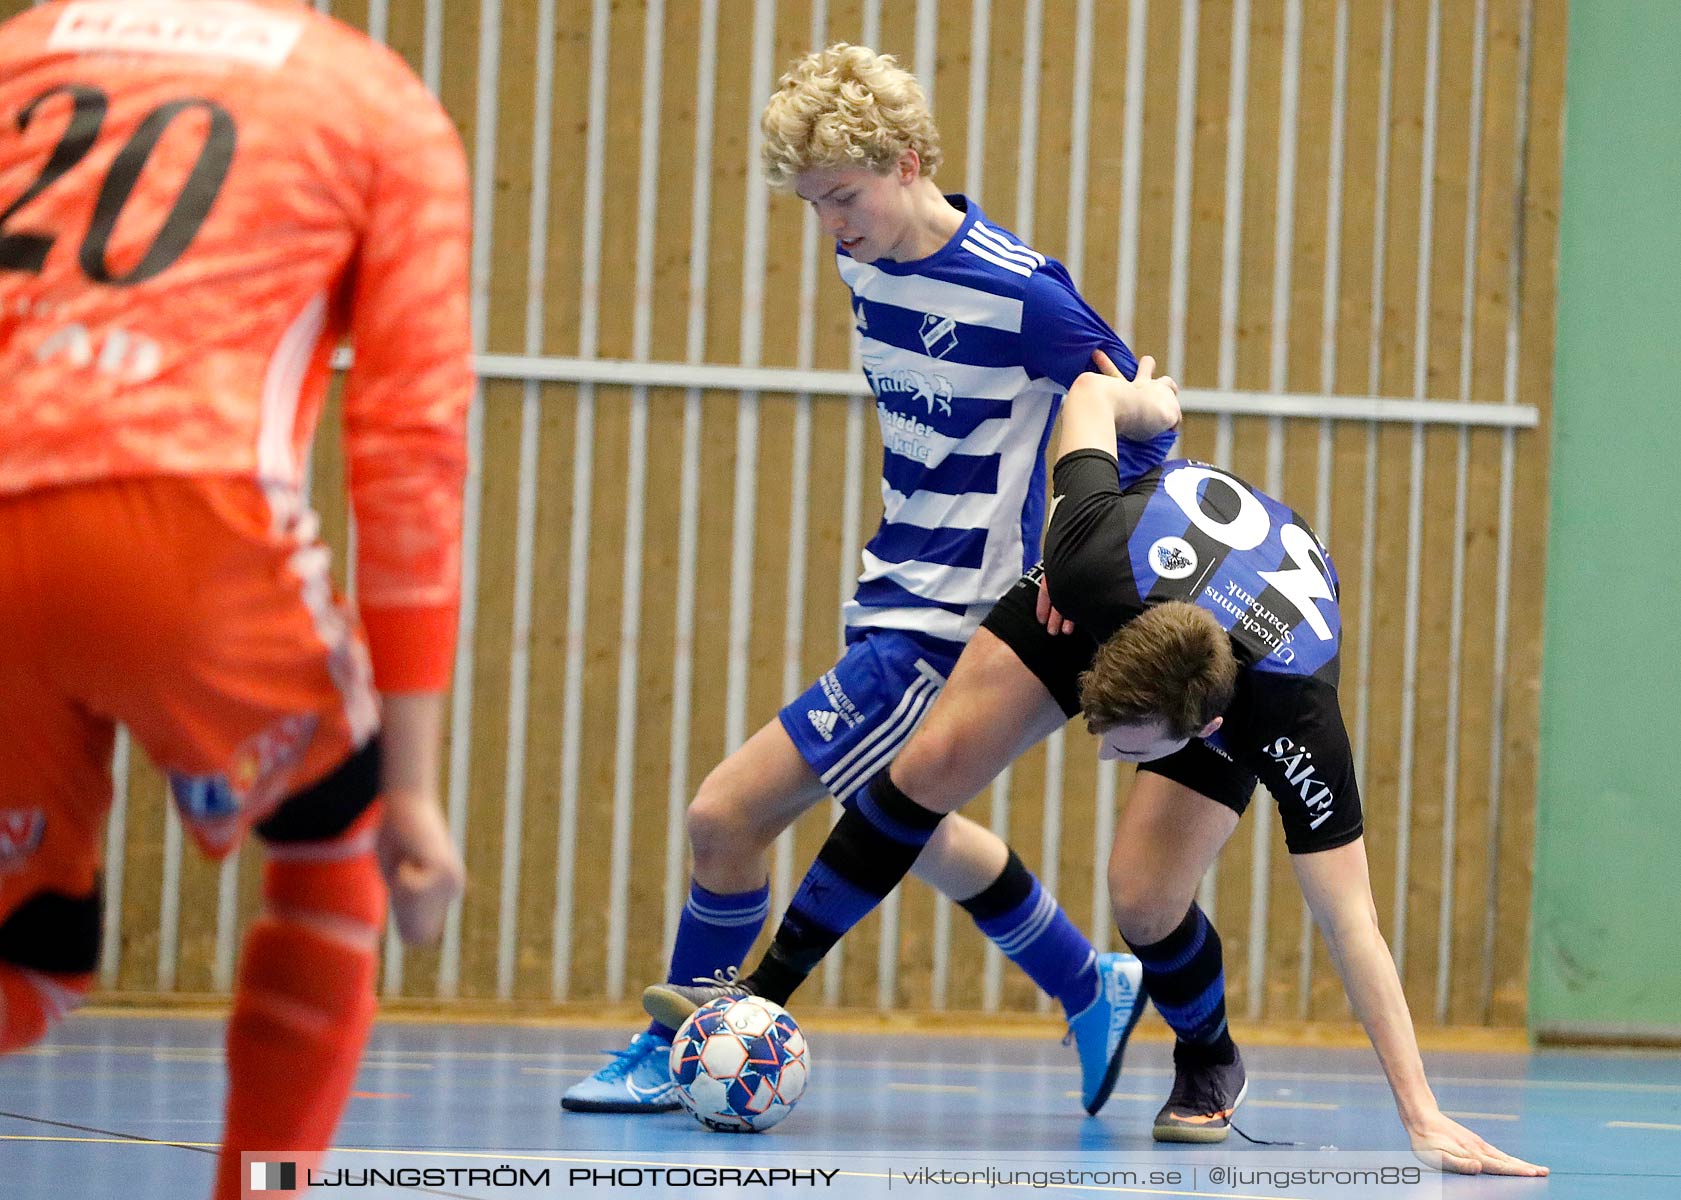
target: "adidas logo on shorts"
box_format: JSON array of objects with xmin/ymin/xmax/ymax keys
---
[{"xmin": 807, "ymin": 709, "xmax": 838, "ymax": 742}]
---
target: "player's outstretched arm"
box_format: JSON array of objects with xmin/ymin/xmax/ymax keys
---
[
  {"xmin": 1291, "ymin": 838, "xmax": 1548, "ymax": 1177},
  {"xmin": 1055, "ymin": 351, "xmax": 1181, "ymax": 463},
  {"xmin": 376, "ymin": 693, "xmax": 466, "ymax": 947}
]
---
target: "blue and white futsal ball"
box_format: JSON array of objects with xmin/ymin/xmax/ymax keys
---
[{"xmin": 669, "ymin": 995, "xmax": 809, "ymax": 1132}]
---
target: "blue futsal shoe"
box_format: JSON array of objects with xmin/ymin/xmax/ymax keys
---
[
  {"xmin": 1064, "ymin": 952, "xmax": 1148, "ymax": 1115},
  {"xmin": 561, "ymin": 1031, "xmax": 680, "ymax": 1113}
]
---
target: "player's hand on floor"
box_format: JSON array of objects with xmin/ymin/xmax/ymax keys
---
[
  {"xmin": 1408, "ymin": 1112, "xmax": 1548, "ymax": 1175},
  {"xmin": 376, "ymin": 793, "xmax": 465, "ymax": 947},
  {"xmin": 1035, "ymin": 572, "xmax": 1074, "ymax": 635}
]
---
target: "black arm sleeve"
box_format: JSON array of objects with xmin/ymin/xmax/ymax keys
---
[
  {"xmin": 1043, "ymin": 449, "xmax": 1133, "ymax": 630},
  {"xmin": 1245, "ymin": 676, "xmax": 1365, "ymax": 854}
]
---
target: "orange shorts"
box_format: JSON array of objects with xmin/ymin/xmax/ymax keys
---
[{"xmin": 0, "ymin": 476, "xmax": 378, "ymax": 926}]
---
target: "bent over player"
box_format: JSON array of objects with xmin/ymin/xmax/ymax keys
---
[
  {"xmin": 645, "ymin": 355, "xmax": 1547, "ymax": 1176},
  {"xmin": 566, "ymin": 43, "xmax": 1152, "ymax": 1116},
  {"xmin": 0, "ymin": 3, "xmax": 469, "ymax": 1196}
]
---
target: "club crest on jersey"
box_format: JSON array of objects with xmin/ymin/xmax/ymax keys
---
[
  {"xmin": 0, "ymin": 809, "xmax": 46, "ymax": 872},
  {"xmin": 1149, "ymin": 536, "xmax": 1198, "ymax": 579},
  {"xmin": 919, "ymin": 313, "xmax": 959, "ymax": 359}
]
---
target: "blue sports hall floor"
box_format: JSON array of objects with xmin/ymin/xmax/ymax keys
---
[{"xmin": 2, "ymin": 1012, "xmax": 1677, "ymax": 1199}]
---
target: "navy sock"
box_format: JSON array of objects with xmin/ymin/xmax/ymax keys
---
[
  {"xmin": 1125, "ymin": 903, "xmax": 1235, "ymax": 1062},
  {"xmin": 648, "ymin": 879, "xmax": 770, "ymax": 1039},
  {"xmin": 744, "ymin": 769, "xmax": 945, "ymax": 1005},
  {"xmin": 960, "ymin": 849, "xmax": 1099, "ymax": 1018}
]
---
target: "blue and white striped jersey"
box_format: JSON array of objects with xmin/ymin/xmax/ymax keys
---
[{"xmin": 838, "ymin": 196, "xmax": 1135, "ymax": 648}]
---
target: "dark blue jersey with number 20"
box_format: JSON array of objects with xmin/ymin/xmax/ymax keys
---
[{"xmin": 1044, "ymin": 443, "xmax": 1362, "ymax": 853}]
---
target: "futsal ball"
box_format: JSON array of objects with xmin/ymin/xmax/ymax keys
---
[{"xmin": 669, "ymin": 996, "xmax": 809, "ymax": 1132}]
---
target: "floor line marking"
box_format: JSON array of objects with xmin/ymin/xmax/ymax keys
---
[
  {"xmin": 1246, "ymin": 1100, "xmax": 1341, "ymax": 1111},
  {"xmin": 1607, "ymin": 1121, "xmax": 1681, "ymax": 1132},
  {"xmin": 1, "ymin": 1135, "xmax": 217, "ymax": 1146},
  {"xmin": 25, "ymin": 1042, "xmax": 1681, "ymax": 1092},
  {"xmin": 0, "ymin": 1109, "xmax": 212, "ymax": 1155}
]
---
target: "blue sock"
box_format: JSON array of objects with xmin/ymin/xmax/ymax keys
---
[
  {"xmin": 1125, "ymin": 903, "xmax": 1235, "ymax": 1061},
  {"xmin": 647, "ymin": 879, "xmax": 770, "ymax": 1039},
  {"xmin": 959, "ymin": 849, "xmax": 1099, "ymax": 1019}
]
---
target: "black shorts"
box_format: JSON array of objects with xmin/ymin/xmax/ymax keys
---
[{"xmin": 980, "ymin": 570, "xmax": 1261, "ymax": 818}]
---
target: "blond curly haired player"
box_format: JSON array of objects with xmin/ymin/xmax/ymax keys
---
[{"xmin": 567, "ymin": 44, "xmax": 1159, "ymax": 1117}]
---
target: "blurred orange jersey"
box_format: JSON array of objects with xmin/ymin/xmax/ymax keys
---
[{"xmin": 0, "ymin": 0, "xmax": 472, "ymax": 690}]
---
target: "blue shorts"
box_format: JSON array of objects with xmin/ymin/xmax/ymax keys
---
[{"xmin": 777, "ymin": 628, "xmax": 963, "ymax": 802}]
